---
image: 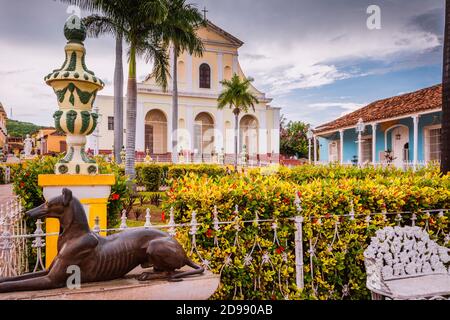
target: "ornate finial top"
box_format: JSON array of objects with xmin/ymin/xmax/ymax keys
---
[{"xmin": 64, "ymin": 15, "xmax": 86, "ymax": 43}]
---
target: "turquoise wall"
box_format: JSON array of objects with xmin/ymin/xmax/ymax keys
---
[{"xmin": 318, "ymin": 111, "xmax": 442, "ymax": 163}]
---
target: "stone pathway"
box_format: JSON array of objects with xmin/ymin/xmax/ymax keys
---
[{"xmin": 0, "ymin": 184, "xmax": 15, "ymax": 205}]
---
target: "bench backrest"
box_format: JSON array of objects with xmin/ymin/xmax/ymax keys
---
[{"xmin": 364, "ymin": 226, "xmax": 449, "ymax": 281}]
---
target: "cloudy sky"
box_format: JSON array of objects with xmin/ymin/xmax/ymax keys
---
[{"xmin": 0, "ymin": 0, "xmax": 445, "ymax": 127}]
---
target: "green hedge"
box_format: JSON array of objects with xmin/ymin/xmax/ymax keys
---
[
  {"xmin": 135, "ymin": 164, "xmax": 226, "ymax": 191},
  {"xmin": 167, "ymin": 164, "xmax": 226, "ymax": 180},
  {"xmin": 139, "ymin": 164, "xmax": 163, "ymax": 192}
]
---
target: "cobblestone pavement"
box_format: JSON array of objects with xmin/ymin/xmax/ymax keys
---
[{"xmin": 0, "ymin": 184, "xmax": 15, "ymax": 206}]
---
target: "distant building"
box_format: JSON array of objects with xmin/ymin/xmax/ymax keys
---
[
  {"xmin": 6, "ymin": 136, "xmax": 23, "ymax": 156},
  {"xmin": 0, "ymin": 103, "xmax": 8, "ymax": 149},
  {"xmin": 314, "ymin": 84, "xmax": 442, "ymax": 168},
  {"xmin": 35, "ymin": 128, "xmax": 66, "ymax": 155}
]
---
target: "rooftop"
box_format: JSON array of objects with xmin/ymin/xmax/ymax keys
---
[{"xmin": 315, "ymin": 84, "xmax": 442, "ymax": 134}]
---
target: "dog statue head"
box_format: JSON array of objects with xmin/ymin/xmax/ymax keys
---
[{"xmin": 26, "ymin": 188, "xmax": 74, "ymax": 220}]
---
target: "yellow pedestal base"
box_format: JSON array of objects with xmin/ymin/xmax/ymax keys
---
[{"xmin": 38, "ymin": 174, "xmax": 115, "ymax": 269}]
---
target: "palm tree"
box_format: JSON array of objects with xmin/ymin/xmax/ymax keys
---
[
  {"xmin": 217, "ymin": 74, "xmax": 259, "ymax": 171},
  {"xmin": 61, "ymin": 0, "xmax": 170, "ymax": 181},
  {"xmin": 157, "ymin": 0, "xmax": 204, "ymax": 164},
  {"xmin": 121, "ymin": 0, "xmax": 169, "ymax": 182},
  {"xmin": 443, "ymin": 0, "xmax": 450, "ymax": 174},
  {"xmin": 60, "ymin": 0, "xmax": 125, "ymax": 163}
]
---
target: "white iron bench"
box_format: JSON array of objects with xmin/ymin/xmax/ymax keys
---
[{"xmin": 364, "ymin": 226, "xmax": 450, "ymax": 300}]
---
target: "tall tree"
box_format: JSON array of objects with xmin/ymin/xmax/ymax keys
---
[
  {"xmin": 217, "ymin": 74, "xmax": 259, "ymax": 171},
  {"xmin": 157, "ymin": 0, "xmax": 204, "ymax": 164},
  {"xmin": 59, "ymin": 0, "xmax": 125, "ymax": 163},
  {"xmin": 122, "ymin": 0, "xmax": 169, "ymax": 182},
  {"xmin": 61, "ymin": 0, "xmax": 170, "ymax": 181},
  {"xmin": 280, "ymin": 120, "xmax": 310, "ymax": 159},
  {"xmin": 443, "ymin": 0, "xmax": 450, "ymax": 174}
]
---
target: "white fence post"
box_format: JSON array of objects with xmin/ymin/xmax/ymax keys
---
[{"xmin": 294, "ymin": 216, "xmax": 305, "ymax": 291}]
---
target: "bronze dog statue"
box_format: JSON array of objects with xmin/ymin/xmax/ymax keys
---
[{"xmin": 0, "ymin": 188, "xmax": 203, "ymax": 293}]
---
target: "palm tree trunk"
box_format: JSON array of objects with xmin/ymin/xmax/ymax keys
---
[
  {"xmin": 234, "ymin": 109, "xmax": 239, "ymax": 171},
  {"xmin": 172, "ymin": 46, "xmax": 179, "ymax": 164},
  {"xmin": 442, "ymin": 0, "xmax": 450, "ymax": 174},
  {"xmin": 114, "ymin": 33, "xmax": 124, "ymax": 164},
  {"xmin": 125, "ymin": 44, "xmax": 137, "ymax": 182}
]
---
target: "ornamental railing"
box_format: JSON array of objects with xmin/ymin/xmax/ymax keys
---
[
  {"xmin": 0, "ymin": 197, "xmax": 28, "ymax": 278},
  {"xmin": 0, "ymin": 195, "xmax": 449, "ymax": 300}
]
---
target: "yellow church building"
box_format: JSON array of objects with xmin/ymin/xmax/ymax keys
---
[{"xmin": 90, "ymin": 20, "xmax": 281, "ymax": 164}]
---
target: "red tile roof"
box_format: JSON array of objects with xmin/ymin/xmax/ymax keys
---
[{"xmin": 314, "ymin": 84, "xmax": 442, "ymax": 134}]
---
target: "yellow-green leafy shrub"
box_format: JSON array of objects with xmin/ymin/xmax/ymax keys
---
[{"xmin": 163, "ymin": 169, "xmax": 450, "ymax": 300}]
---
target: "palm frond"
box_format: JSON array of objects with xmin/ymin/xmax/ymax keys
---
[{"xmin": 82, "ymin": 15, "xmax": 116, "ymax": 38}]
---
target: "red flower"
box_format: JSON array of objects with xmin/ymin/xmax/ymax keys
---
[
  {"xmin": 283, "ymin": 198, "xmax": 290, "ymax": 205},
  {"xmin": 297, "ymin": 191, "xmax": 302, "ymax": 198},
  {"xmin": 275, "ymin": 246, "xmax": 285, "ymax": 254},
  {"xmin": 206, "ymin": 229, "xmax": 214, "ymax": 238},
  {"xmin": 110, "ymin": 193, "xmax": 120, "ymax": 201},
  {"xmin": 161, "ymin": 211, "xmax": 166, "ymax": 221},
  {"xmin": 20, "ymin": 182, "xmax": 25, "ymax": 188}
]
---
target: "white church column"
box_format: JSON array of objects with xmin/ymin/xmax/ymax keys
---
[
  {"xmin": 259, "ymin": 110, "xmax": 268, "ymax": 155},
  {"xmin": 135, "ymin": 102, "xmax": 145, "ymax": 152},
  {"xmin": 167, "ymin": 107, "xmax": 173, "ymax": 153},
  {"xmin": 271, "ymin": 108, "xmax": 280, "ymax": 158},
  {"xmin": 186, "ymin": 53, "xmax": 193, "ymax": 92},
  {"xmin": 217, "ymin": 52, "xmax": 223, "ymax": 92},
  {"xmin": 185, "ymin": 105, "xmax": 194, "ymax": 153},
  {"xmin": 216, "ymin": 109, "xmax": 224, "ymax": 152},
  {"xmin": 232, "ymin": 54, "xmax": 238, "ymax": 75}
]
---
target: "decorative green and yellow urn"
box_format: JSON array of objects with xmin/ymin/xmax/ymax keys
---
[{"xmin": 45, "ymin": 15, "xmax": 104, "ymax": 175}]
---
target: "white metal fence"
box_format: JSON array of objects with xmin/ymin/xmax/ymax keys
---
[
  {"xmin": 0, "ymin": 194, "xmax": 449, "ymax": 299},
  {"xmin": 0, "ymin": 197, "xmax": 28, "ymax": 278}
]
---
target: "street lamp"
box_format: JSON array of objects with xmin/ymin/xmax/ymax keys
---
[
  {"xmin": 356, "ymin": 118, "xmax": 365, "ymax": 166},
  {"xmin": 307, "ymin": 128, "xmax": 314, "ymax": 164}
]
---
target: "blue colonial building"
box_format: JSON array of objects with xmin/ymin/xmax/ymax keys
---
[{"xmin": 313, "ymin": 85, "xmax": 443, "ymax": 168}]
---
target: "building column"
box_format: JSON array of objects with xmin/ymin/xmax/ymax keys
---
[
  {"xmin": 216, "ymin": 109, "xmax": 225, "ymax": 152},
  {"xmin": 232, "ymin": 54, "xmax": 239, "ymax": 75},
  {"xmin": 358, "ymin": 130, "xmax": 363, "ymax": 167},
  {"xmin": 167, "ymin": 107, "xmax": 173, "ymax": 153},
  {"xmin": 186, "ymin": 53, "xmax": 193, "ymax": 92},
  {"xmin": 135, "ymin": 102, "xmax": 145, "ymax": 152},
  {"xmin": 313, "ymin": 136, "xmax": 317, "ymax": 164},
  {"xmin": 308, "ymin": 138, "xmax": 312, "ymax": 163},
  {"xmin": 413, "ymin": 115, "xmax": 419, "ymax": 167},
  {"xmin": 258, "ymin": 110, "xmax": 268, "ymax": 155},
  {"xmin": 339, "ymin": 130, "xmax": 344, "ymax": 164},
  {"xmin": 372, "ymin": 123, "xmax": 377, "ymax": 164},
  {"xmin": 185, "ymin": 105, "xmax": 194, "ymax": 153},
  {"xmin": 271, "ymin": 108, "xmax": 280, "ymax": 158},
  {"xmin": 217, "ymin": 52, "xmax": 223, "ymax": 92}
]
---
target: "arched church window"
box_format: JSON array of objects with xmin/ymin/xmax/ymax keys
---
[
  {"xmin": 194, "ymin": 112, "xmax": 215, "ymax": 156},
  {"xmin": 240, "ymin": 115, "xmax": 259, "ymax": 156},
  {"xmin": 145, "ymin": 109, "xmax": 167, "ymax": 154},
  {"xmin": 199, "ymin": 63, "xmax": 211, "ymax": 89}
]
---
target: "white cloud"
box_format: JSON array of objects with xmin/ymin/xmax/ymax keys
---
[
  {"xmin": 240, "ymin": 23, "xmax": 441, "ymax": 97},
  {"xmin": 307, "ymin": 102, "xmax": 365, "ymax": 117}
]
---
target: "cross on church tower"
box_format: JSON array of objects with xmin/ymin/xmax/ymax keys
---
[{"xmin": 202, "ymin": 6, "xmax": 208, "ymax": 21}]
